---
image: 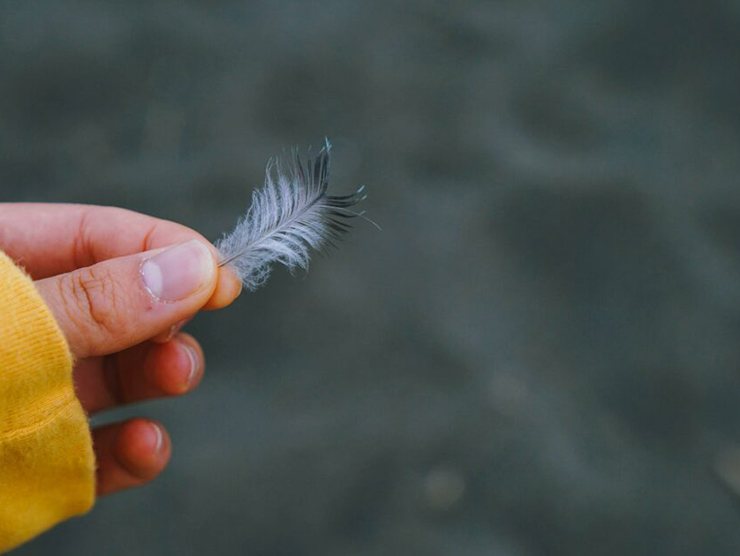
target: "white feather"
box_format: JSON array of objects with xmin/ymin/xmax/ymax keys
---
[{"xmin": 216, "ymin": 140, "xmax": 369, "ymax": 291}]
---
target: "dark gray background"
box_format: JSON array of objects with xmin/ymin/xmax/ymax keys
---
[{"xmin": 4, "ymin": 1, "xmax": 740, "ymax": 554}]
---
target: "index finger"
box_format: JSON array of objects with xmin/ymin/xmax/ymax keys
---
[{"xmin": 0, "ymin": 203, "xmax": 241, "ymax": 309}]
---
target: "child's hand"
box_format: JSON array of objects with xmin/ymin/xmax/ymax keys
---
[{"xmin": 0, "ymin": 204, "xmax": 242, "ymax": 496}]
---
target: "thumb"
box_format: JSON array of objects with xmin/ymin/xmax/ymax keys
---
[{"xmin": 36, "ymin": 240, "xmax": 218, "ymax": 358}]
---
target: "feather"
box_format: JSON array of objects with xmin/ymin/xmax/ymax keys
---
[{"xmin": 215, "ymin": 139, "xmax": 373, "ymax": 291}]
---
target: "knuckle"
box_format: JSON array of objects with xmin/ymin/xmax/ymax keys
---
[{"xmin": 60, "ymin": 265, "xmax": 123, "ymax": 337}]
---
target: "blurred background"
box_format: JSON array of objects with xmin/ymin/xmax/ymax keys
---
[{"xmin": 4, "ymin": 0, "xmax": 740, "ymax": 554}]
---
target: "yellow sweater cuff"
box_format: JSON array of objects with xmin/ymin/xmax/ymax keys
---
[{"xmin": 0, "ymin": 251, "xmax": 95, "ymax": 552}]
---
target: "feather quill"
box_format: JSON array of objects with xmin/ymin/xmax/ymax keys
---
[{"xmin": 216, "ymin": 140, "xmax": 371, "ymax": 291}]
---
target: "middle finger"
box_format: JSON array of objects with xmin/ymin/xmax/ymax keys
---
[{"xmin": 73, "ymin": 333, "xmax": 204, "ymax": 414}]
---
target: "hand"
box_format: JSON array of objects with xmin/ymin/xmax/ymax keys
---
[{"xmin": 0, "ymin": 204, "xmax": 242, "ymax": 496}]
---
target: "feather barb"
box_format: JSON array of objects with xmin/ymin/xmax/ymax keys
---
[{"xmin": 215, "ymin": 140, "xmax": 369, "ymax": 290}]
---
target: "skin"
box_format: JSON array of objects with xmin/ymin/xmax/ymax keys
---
[{"xmin": 0, "ymin": 204, "xmax": 242, "ymax": 496}]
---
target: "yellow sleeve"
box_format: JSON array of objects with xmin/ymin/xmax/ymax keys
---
[{"xmin": 0, "ymin": 251, "xmax": 95, "ymax": 553}]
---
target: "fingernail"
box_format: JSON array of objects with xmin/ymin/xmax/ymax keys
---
[
  {"xmin": 178, "ymin": 340, "xmax": 200, "ymax": 391},
  {"xmin": 149, "ymin": 422, "xmax": 164, "ymax": 454},
  {"xmin": 141, "ymin": 240, "xmax": 215, "ymax": 301},
  {"xmin": 165, "ymin": 320, "xmax": 188, "ymax": 342}
]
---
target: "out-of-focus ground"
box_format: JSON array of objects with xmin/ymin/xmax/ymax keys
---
[{"xmin": 4, "ymin": 1, "xmax": 740, "ymax": 554}]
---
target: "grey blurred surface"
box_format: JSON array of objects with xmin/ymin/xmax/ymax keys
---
[{"xmin": 3, "ymin": 0, "xmax": 740, "ymax": 554}]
